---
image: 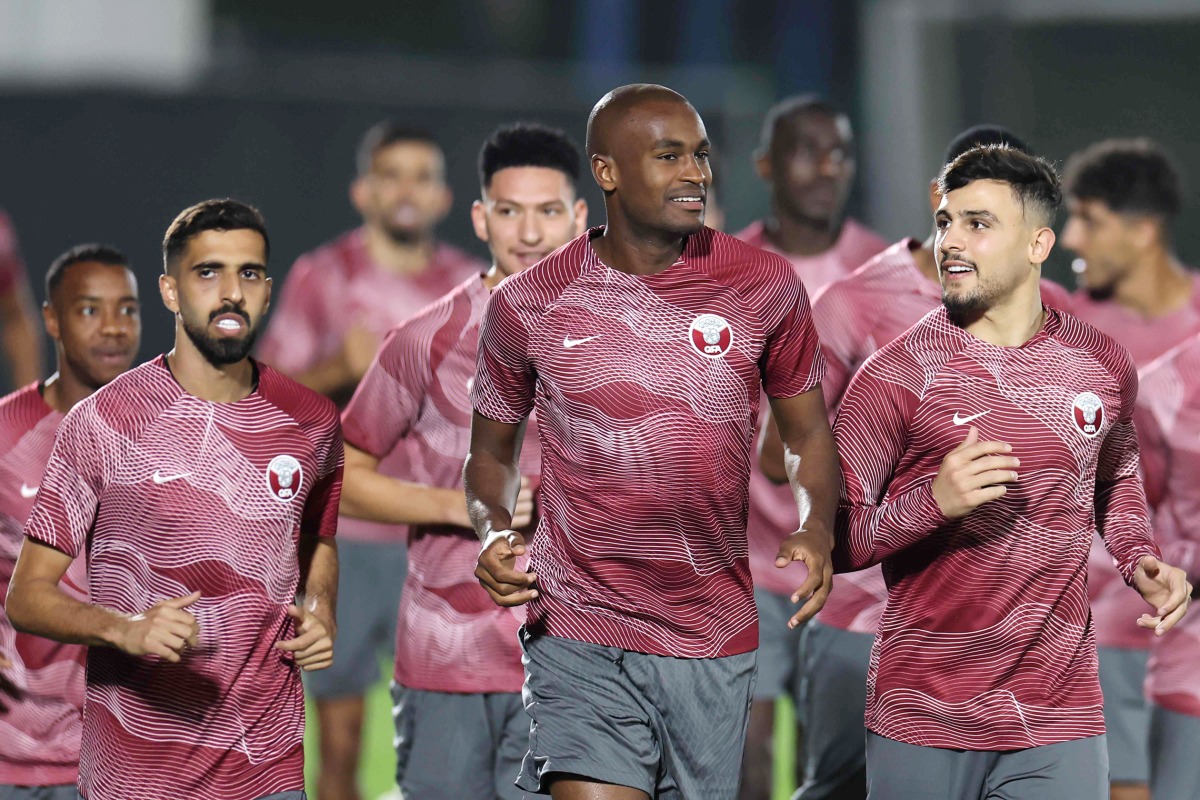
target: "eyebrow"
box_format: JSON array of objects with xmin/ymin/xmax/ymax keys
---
[
  {"xmin": 959, "ymin": 209, "xmax": 1000, "ymax": 222},
  {"xmin": 192, "ymin": 260, "xmax": 268, "ymax": 271},
  {"xmin": 75, "ymin": 295, "xmax": 139, "ymax": 303},
  {"xmin": 651, "ymin": 138, "xmax": 710, "ymax": 150}
]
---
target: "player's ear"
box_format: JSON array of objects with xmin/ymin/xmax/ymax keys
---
[
  {"xmin": 573, "ymin": 198, "xmax": 589, "ymax": 236},
  {"xmin": 434, "ymin": 184, "xmax": 454, "ymax": 224},
  {"xmin": 262, "ymin": 276, "xmax": 272, "ymax": 317},
  {"xmin": 592, "ymin": 154, "xmax": 617, "ymax": 193},
  {"xmin": 470, "ymin": 199, "xmax": 489, "ymax": 245},
  {"xmin": 42, "ymin": 300, "xmax": 61, "ymax": 342},
  {"xmin": 1029, "ymin": 226, "xmax": 1056, "ymax": 266},
  {"xmin": 929, "ymin": 179, "xmax": 941, "ymax": 214},
  {"xmin": 753, "ymin": 149, "xmax": 771, "ymax": 182},
  {"xmin": 349, "ymin": 177, "xmax": 369, "ymax": 216},
  {"xmin": 159, "ymin": 273, "xmax": 180, "ymax": 315}
]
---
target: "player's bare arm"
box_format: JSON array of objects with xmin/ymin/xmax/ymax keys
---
[
  {"xmin": 464, "ymin": 411, "xmax": 537, "ymax": 607},
  {"xmin": 8, "ymin": 538, "xmax": 199, "ymax": 662},
  {"xmin": 341, "ymin": 442, "xmax": 533, "ymax": 528},
  {"xmin": 0, "ymin": 282, "xmax": 43, "ymax": 387},
  {"xmin": 279, "ymin": 535, "xmax": 338, "ymax": 671},
  {"xmin": 930, "ymin": 425, "xmax": 1020, "ymax": 518},
  {"xmin": 756, "ymin": 406, "xmax": 789, "ymax": 485},
  {"xmin": 769, "ymin": 386, "xmax": 839, "ymax": 627}
]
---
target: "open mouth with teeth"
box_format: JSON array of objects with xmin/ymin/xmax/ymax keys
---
[{"xmin": 670, "ymin": 196, "xmax": 705, "ymax": 212}]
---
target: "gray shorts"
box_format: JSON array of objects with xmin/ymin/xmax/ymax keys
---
[
  {"xmin": 1097, "ymin": 646, "xmax": 1149, "ymax": 784},
  {"xmin": 517, "ymin": 629, "xmax": 757, "ymax": 799},
  {"xmin": 1149, "ymin": 703, "xmax": 1200, "ymax": 800},
  {"xmin": 754, "ymin": 588, "xmax": 805, "ymax": 703},
  {"xmin": 0, "ymin": 786, "xmax": 76, "ymax": 800},
  {"xmin": 794, "ymin": 620, "xmax": 873, "ymax": 800},
  {"xmin": 390, "ymin": 683, "xmax": 527, "ymax": 800},
  {"xmin": 305, "ymin": 538, "xmax": 406, "ymax": 698},
  {"xmin": 865, "ymin": 732, "xmax": 1107, "ymax": 799}
]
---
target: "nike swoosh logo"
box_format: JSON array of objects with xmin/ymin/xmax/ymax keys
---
[
  {"xmin": 563, "ymin": 335, "xmax": 601, "ymax": 349},
  {"xmin": 952, "ymin": 410, "xmax": 990, "ymax": 426},
  {"xmin": 19, "ymin": 483, "xmax": 38, "ymax": 498},
  {"xmin": 153, "ymin": 471, "xmax": 190, "ymax": 485}
]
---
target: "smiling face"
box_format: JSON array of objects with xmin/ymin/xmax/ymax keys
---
[
  {"xmin": 160, "ymin": 228, "xmax": 271, "ymax": 366},
  {"xmin": 760, "ymin": 109, "xmax": 855, "ymax": 227},
  {"xmin": 472, "ymin": 165, "xmax": 587, "ymax": 279},
  {"xmin": 45, "ymin": 261, "xmax": 141, "ymax": 389},
  {"xmin": 1060, "ymin": 197, "xmax": 1150, "ymax": 295}
]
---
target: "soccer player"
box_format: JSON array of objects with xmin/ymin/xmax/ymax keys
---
[
  {"xmin": 338, "ymin": 122, "xmax": 586, "ymax": 799},
  {"xmin": 1060, "ymin": 138, "xmax": 1199, "ymax": 800},
  {"xmin": 1134, "ymin": 333, "xmax": 1200, "ymax": 800},
  {"xmin": 834, "ymin": 145, "xmax": 1190, "ymax": 799},
  {"xmin": 0, "ymin": 244, "xmax": 140, "ymax": 800},
  {"xmin": 256, "ymin": 123, "xmax": 484, "ymax": 799},
  {"xmin": 6, "ymin": 199, "xmax": 343, "ymax": 800},
  {"xmin": 466, "ymin": 84, "xmax": 838, "ymax": 800},
  {"xmin": 0, "ymin": 210, "xmax": 45, "ymax": 389},
  {"xmin": 734, "ymin": 95, "xmax": 887, "ymax": 797}
]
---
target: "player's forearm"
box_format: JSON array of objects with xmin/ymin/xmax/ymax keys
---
[
  {"xmin": 298, "ymin": 537, "xmax": 338, "ymax": 634},
  {"xmin": 6, "ymin": 577, "xmax": 128, "ymax": 648},
  {"xmin": 0, "ymin": 300, "xmax": 42, "ymax": 387},
  {"xmin": 758, "ymin": 410, "xmax": 789, "ymax": 485},
  {"xmin": 834, "ymin": 482, "xmax": 948, "ymax": 571},
  {"xmin": 342, "ymin": 464, "xmax": 469, "ymax": 527},
  {"xmin": 294, "ymin": 356, "xmax": 355, "ymax": 398},
  {"xmin": 1096, "ymin": 476, "xmax": 1160, "ymax": 583},
  {"xmin": 463, "ymin": 448, "xmax": 522, "ymax": 543},
  {"xmin": 781, "ymin": 422, "xmax": 839, "ymax": 538}
]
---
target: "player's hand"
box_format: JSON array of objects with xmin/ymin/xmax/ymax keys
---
[
  {"xmin": 342, "ymin": 324, "xmax": 381, "ymax": 382},
  {"xmin": 476, "ymin": 529, "xmax": 538, "ymax": 607},
  {"xmin": 276, "ymin": 603, "xmax": 335, "ymax": 671},
  {"xmin": 1133, "ymin": 556, "xmax": 1192, "ymax": 635},
  {"xmin": 931, "ymin": 426, "xmax": 1019, "ymax": 518},
  {"xmin": 775, "ymin": 524, "xmax": 834, "ymax": 629},
  {"xmin": 0, "ymin": 653, "xmax": 11, "ymax": 669},
  {"xmin": 511, "ymin": 477, "xmax": 535, "ymax": 530},
  {"xmin": 119, "ymin": 590, "xmax": 201, "ymax": 662}
]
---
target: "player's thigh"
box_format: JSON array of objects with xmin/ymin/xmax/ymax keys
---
[
  {"xmin": 1149, "ymin": 704, "xmax": 1200, "ymax": 800},
  {"xmin": 865, "ymin": 732, "xmax": 990, "ymax": 800},
  {"xmin": 516, "ymin": 631, "xmax": 658, "ymax": 797},
  {"xmin": 627, "ymin": 647, "xmax": 757, "ymax": 800},
  {"xmin": 1097, "ymin": 647, "xmax": 1150, "ymax": 784},
  {"xmin": 753, "ymin": 588, "xmax": 802, "ymax": 703},
  {"xmin": 488, "ymin": 691, "xmax": 529, "ymax": 800},
  {"xmin": 391, "ymin": 684, "xmax": 496, "ymax": 800},
  {"xmin": 0, "ymin": 785, "xmax": 78, "ymax": 800},
  {"xmin": 988, "ymin": 735, "xmax": 1107, "ymax": 800}
]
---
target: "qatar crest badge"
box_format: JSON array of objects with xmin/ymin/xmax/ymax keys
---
[
  {"xmin": 267, "ymin": 454, "xmax": 304, "ymax": 502},
  {"xmin": 690, "ymin": 313, "xmax": 733, "ymax": 358},
  {"xmin": 1071, "ymin": 392, "xmax": 1105, "ymax": 438}
]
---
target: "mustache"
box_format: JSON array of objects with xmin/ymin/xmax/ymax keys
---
[
  {"xmin": 209, "ymin": 304, "xmax": 250, "ymax": 324},
  {"xmin": 939, "ymin": 252, "xmax": 979, "ymax": 270}
]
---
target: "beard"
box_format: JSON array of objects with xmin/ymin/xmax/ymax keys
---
[
  {"xmin": 942, "ymin": 286, "xmax": 990, "ymax": 322},
  {"xmin": 182, "ymin": 305, "xmax": 258, "ymax": 367}
]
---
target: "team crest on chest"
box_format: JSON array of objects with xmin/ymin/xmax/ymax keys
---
[
  {"xmin": 1071, "ymin": 392, "xmax": 1105, "ymax": 438},
  {"xmin": 690, "ymin": 314, "xmax": 733, "ymax": 358},
  {"xmin": 266, "ymin": 454, "xmax": 304, "ymax": 502}
]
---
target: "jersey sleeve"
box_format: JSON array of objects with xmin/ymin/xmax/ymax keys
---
[
  {"xmin": 472, "ymin": 284, "xmax": 535, "ymax": 423},
  {"xmin": 303, "ymin": 408, "xmax": 344, "ymax": 540},
  {"xmin": 760, "ymin": 270, "xmax": 826, "ymax": 399},
  {"xmin": 342, "ymin": 325, "xmax": 427, "ymax": 459},
  {"xmin": 23, "ymin": 402, "xmax": 108, "ymax": 558},
  {"xmin": 832, "ymin": 351, "xmax": 947, "ymax": 571},
  {"xmin": 257, "ymin": 254, "xmax": 334, "ymax": 376},
  {"xmin": 1094, "ymin": 348, "xmax": 1161, "ymax": 582}
]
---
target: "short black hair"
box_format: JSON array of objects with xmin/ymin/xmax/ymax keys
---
[
  {"xmin": 938, "ymin": 145, "xmax": 1062, "ymax": 227},
  {"xmin": 759, "ymin": 93, "xmax": 848, "ymax": 154},
  {"xmin": 944, "ymin": 125, "xmax": 1029, "ymax": 165},
  {"xmin": 356, "ymin": 121, "xmax": 442, "ymax": 176},
  {"xmin": 45, "ymin": 243, "xmax": 128, "ymax": 303},
  {"xmin": 478, "ymin": 122, "xmax": 581, "ymax": 189},
  {"xmin": 162, "ymin": 199, "xmax": 269, "ymax": 274},
  {"xmin": 1063, "ymin": 138, "xmax": 1183, "ymax": 220}
]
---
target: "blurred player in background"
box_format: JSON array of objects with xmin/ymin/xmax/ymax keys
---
[
  {"xmin": 257, "ymin": 122, "xmax": 485, "ymax": 799},
  {"xmin": 1061, "ymin": 138, "xmax": 1199, "ymax": 800},
  {"xmin": 0, "ymin": 210, "xmax": 45, "ymax": 389},
  {"xmin": 338, "ymin": 122, "xmax": 585, "ymax": 800},
  {"xmin": 734, "ymin": 94, "xmax": 887, "ymax": 800},
  {"xmin": 467, "ymin": 83, "xmax": 837, "ymax": 800},
  {"xmin": 0, "ymin": 244, "xmax": 139, "ymax": 800},
  {"xmin": 7, "ymin": 200, "xmax": 343, "ymax": 800}
]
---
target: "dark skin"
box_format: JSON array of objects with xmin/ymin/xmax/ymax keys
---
[{"xmin": 466, "ymin": 85, "xmax": 839, "ymax": 800}]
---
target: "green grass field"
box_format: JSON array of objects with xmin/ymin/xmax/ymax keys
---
[{"xmin": 303, "ymin": 666, "xmax": 799, "ymax": 800}]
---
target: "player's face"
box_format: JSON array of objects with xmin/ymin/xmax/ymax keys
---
[
  {"xmin": 161, "ymin": 229, "xmax": 271, "ymax": 366},
  {"xmin": 604, "ymin": 101, "xmax": 711, "ymax": 236},
  {"xmin": 46, "ymin": 262, "xmax": 140, "ymax": 389},
  {"xmin": 472, "ymin": 166, "xmax": 587, "ymax": 279},
  {"xmin": 763, "ymin": 111, "xmax": 855, "ymax": 226},
  {"xmin": 935, "ymin": 179, "xmax": 1044, "ymax": 314},
  {"xmin": 355, "ymin": 141, "xmax": 453, "ymax": 243},
  {"xmin": 1061, "ymin": 197, "xmax": 1142, "ymax": 295}
]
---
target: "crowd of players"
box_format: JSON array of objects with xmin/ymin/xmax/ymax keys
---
[{"xmin": 0, "ymin": 81, "xmax": 1196, "ymax": 800}]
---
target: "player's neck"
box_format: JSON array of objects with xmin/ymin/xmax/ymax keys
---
[
  {"xmin": 363, "ymin": 225, "xmax": 435, "ymax": 275},
  {"xmin": 166, "ymin": 337, "xmax": 255, "ymax": 403},
  {"xmin": 1110, "ymin": 249, "xmax": 1192, "ymax": 319},
  {"xmin": 764, "ymin": 209, "xmax": 841, "ymax": 257},
  {"xmin": 593, "ymin": 217, "xmax": 685, "ymax": 277},
  {"xmin": 41, "ymin": 365, "xmax": 96, "ymax": 415},
  {"xmin": 482, "ymin": 266, "xmax": 506, "ymax": 291},
  {"xmin": 957, "ymin": 281, "xmax": 1046, "ymax": 348}
]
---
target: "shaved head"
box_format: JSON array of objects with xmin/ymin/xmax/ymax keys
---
[{"xmin": 586, "ymin": 84, "xmax": 695, "ymax": 158}]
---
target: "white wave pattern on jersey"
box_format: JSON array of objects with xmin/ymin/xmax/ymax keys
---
[
  {"xmin": 834, "ymin": 306, "xmax": 1159, "ymax": 749},
  {"xmin": 0, "ymin": 384, "xmax": 86, "ymax": 787},
  {"xmin": 473, "ymin": 227, "xmax": 824, "ymax": 659},
  {"xmin": 23, "ymin": 358, "xmax": 343, "ymax": 800},
  {"xmin": 1137, "ymin": 334, "xmax": 1200, "ymax": 717},
  {"xmin": 342, "ymin": 276, "xmax": 538, "ymax": 694}
]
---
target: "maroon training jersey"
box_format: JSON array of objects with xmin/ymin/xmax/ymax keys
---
[
  {"xmin": 1072, "ymin": 280, "xmax": 1200, "ymax": 650},
  {"xmin": 342, "ymin": 275, "xmax": 538, "ymax": 694},
  {"xmin": 472, "ymin": 227, "xmax": 825, "ymax": 658},
  {"xmin": 1136, "ymin": 335, "xmax": 1200, "ymax": 717},
  {"xmin": 23, "ymin": 357, "xmax": 343, "ymax": 800},
  {"xmin": 257, "ymin": 227, "xmax": 485, "ymax": 544},
  {"xmin": 834, "ymin": 306, "xmax": 1159, "ymax": 750},
  {"xmin": 0, "ymin": 384, "xmax": 84, "ymax": 787}
]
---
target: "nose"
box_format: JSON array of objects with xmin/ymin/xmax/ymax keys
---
[
  {"xmin": 221, "ymin": 270, "xmax": 244, "ymax": 305},
  {"xmin": 818, "ymin": 150, "xmax": 848, "ymax": 178},
  {"xmin": 518, "ymin": 209, "xmax": 542, "ymax": 246},
  {"xmin": 100, "ymin": 308, "xmax": 130, "ymax": 338},
  {"xmin": 1061, "ymin": 217, "xmax": 1083, "ymax": 252},
  {"xmin": 681, "ymin": 154, "xmax": 707, "ymax": 187},
  {"xmin": 937, "ymin": 220, "xmax": 966, "ymax": 255}
]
